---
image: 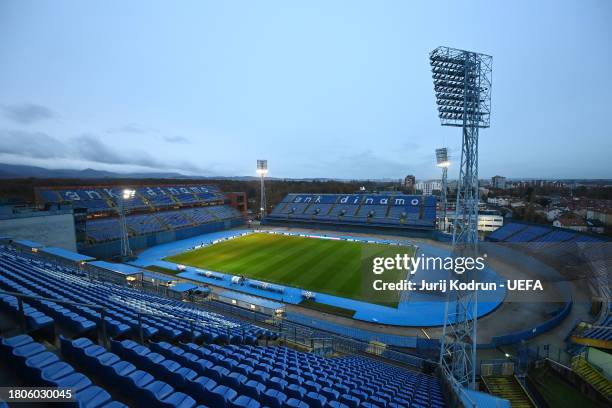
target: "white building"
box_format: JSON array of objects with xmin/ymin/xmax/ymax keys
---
[
  {"xmin": 444, "ymin": 210, "xmax": 504, "ymax": 233},
  {"xmin": 478, "ymin": 211, "xmax": 505, "ymax": 232},
  {"xmin": 416, "ymin": 180, "xmax": 442, "ymax": 196},
  {"xmin": 487, "ymin": 197, "xmax": 510, "ymax": 207}
]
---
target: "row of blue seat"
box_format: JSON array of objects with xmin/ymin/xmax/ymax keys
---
[
  {"xmin": 86, "ymin": 205, "xmax": 242, "ymax": 243},
  {"xmin": 0, "ymin": 250, "xmax": 270, "ymax": 345},
  {"xmin": 143, "ymin": 340, "xmax": 444, "ymax": 408},
  {"xmin": 0, "ymin": 335, "xmax": 126, "ymax": 408},
  {"xmin": 0, "ymin": 293, "xmax": 54, "ymax": 331},
  {"xmin": 61, "ymin": 337, "xmax": 198, "ymax": 407}
]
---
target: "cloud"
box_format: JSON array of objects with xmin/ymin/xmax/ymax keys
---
[
  {"xmin": 107, "ymin": 123, "xmax": 149, "ymax": 134},
  {"xmin": 2, "ymin": 104, "xmax": 56, "ymax": 124},
  {"xmin": 0, "ymin": 130, "xmax": 65, "ymax": 159},
  {"xmin": 163, "ymin": 135, "xmax": 190, "ymax": 144},
  {"xmin": 0, "ymin": 129, "xmax": 211, "ymax": 175}
]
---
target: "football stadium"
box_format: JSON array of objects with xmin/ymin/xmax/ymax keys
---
[
  {"xmin": 1, "ymin": 181, "xmax": 610, "ymax": 407},
  {"xmin": 1, "ymin": 2, "xmax": 611, "ymax": 408}
]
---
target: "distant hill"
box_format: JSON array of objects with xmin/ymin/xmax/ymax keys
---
[
  {"xmin": 0, "ymin": 163, "xmax": 369, "ymax": 182},
  {"xmin": 0, "ymin": 163, "xmax": 193, "ymax": 179}
]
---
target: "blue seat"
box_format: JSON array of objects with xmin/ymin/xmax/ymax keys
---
[
  {"xmin": 100, "ymin": 402, "xmax": 130, "ymax": 408},
  {"xmin": 23, "ymin": 351, "xmax": 60, "ymax": 380},
  {"xmin": 235, "ymin": 363, "xmax": 254, "ymax": 377},
  {"xmin": 143, "ymin": 352, "xmax": 166, "ymax": 371},
  {"xmin": 0, "ymin": 334, "xmax": 33, "ymax": 356},
  {"xmin": 83, "ymin": 345, "xmax": 107, "ymax": 370},
  {"xmin": 75, "ymin": 385, "xmax": 112, "ymax": 407},
  {"xmin": 160, "ymin": 392, "xmax": 197, "ymax": 408},
  {"xmin": 54, "ymin": 372, "xmax": 92, "ymax": 392},
  {"xmin": 268, "ymin": 376, "xmax": 288, "ymax": 392},
  {"xmin": 208, "ymin": 385, "xmax": 237, "ymax": 407},
  {"xmin": 208, "ymin": 365, "xmax": 230, "ymax": 382},
  {"xmin": 225, "ymin": 372, "xmax": 248, "ymax": 391},
  {"xmin": 339, "ymin": 394, "xmax": 360, "ymax": 408},
  {"xmin": 242, "ymin": 379, "xmax": 265, "ymax": 399},
  {"xmin": 262, "ymin": 389, "xmax": 287, "ymax": 408},
  {"xmin": 118, "ymin": 369, "xmax": 154, "ymax": 395},
  {"xmin": 304, "ymin": 392, "xmax": 327, "ymax": 408},
  {"xmin": 142, "ymin": 380, "xmax": 174, "ymax": 405},
  {"xmin": 229, "ymin": 395, "xmax": 261, "ymax": 408},
  {"xmin": 95, "ymin": 352, "xmax": 121, "ymax": 376},
  {"xmin": 284, "ymin": 384, "xmax": 306, "ymax": 400},
  {"xmin": 12, "ymin": 342, "xmax": 46, "ymax": 365},
  {"xmin": 328, "ymin": 401, "xmax": 350, "ymax": 408},
  {"xmin": 185, "ymin": 376, "xmax": 217, "ymax": 402},
  {"xmin": 40, "ymin": 362, "xmax": 75, "ymax": 386},
  {"xmin": 284, "ymin": 398, "xmax": 308, "ymax": 408}
]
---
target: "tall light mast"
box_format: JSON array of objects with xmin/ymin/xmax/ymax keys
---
[
  {"xmin": 430, "ymin": 46, "xmax": 492, "ymax": 388},
  {"xmin": 436, "ymin": 147, "xmax": 450, "ymax": 232},
  {"xmin": 118, "ymin": 189, "xmax": 135, "ymax": 259},
  {"xmin": 256, "ymin": 160, "xmax": 268, "ymax": 219}
]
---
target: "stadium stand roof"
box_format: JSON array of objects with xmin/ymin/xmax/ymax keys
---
[
  {"xmin": 143, "ymin": 271, "xmax": 175, "ymax": 284},
  {"xmin": 169, "ymin": 282, "xmax": 199, "ymax": 292},
  {"xmin": 486, "ymin": 220, "xmax": 608, "ymax": 243},
  {"xmin": 87, "ymin": 260, "xmax": 143, "ymax": 276},
  {"xmin": 12, "ymin": 239, "xmax": 45, "ymax": 249},
  {"xmin": 39, "ymin": 246, "xmax": 95, "ymax": 263},
  {"xmin": 218, "ymin": 290, "xmax": 285, "ymax": 310}
]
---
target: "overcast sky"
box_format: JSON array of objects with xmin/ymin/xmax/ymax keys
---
[{"xmin": 0, "ymin": 1, "xmax": 610, "ymax": 180}]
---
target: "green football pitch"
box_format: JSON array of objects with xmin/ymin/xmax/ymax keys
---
[{"xmin": 165, "ymin": 233, "xmax": 415, "ymax": 307}]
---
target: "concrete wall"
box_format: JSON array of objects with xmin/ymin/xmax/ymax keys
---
[{"xmin": 0, "ymin": 212, "xmax": 77, "ymax": 251}]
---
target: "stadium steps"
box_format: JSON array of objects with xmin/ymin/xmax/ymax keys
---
[
  {"xmin": 105, "ymin": 197, "xmax": 117, "ymax": 210},
  {"xmin": 137, "ymin": 194, "xmax": 157, "ymax": 211},
  {"xmin": 325, "ymin": 199, "xmax": 340, "ymax": 218},
  {"xmin": 572, "ymin": 356, "xmax": 612, "ymax": 399},
  {"xmin": 482, "ymin": 375, "xmax": 536, "ymax": 408}
]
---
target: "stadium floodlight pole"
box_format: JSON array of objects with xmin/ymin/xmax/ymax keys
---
[
  {"xmin": 430, "ymin": 46, "xmax": 492, "ymax": 389},
  {"xmin": 436, "ymin": 148, "xmax": 450, "ymax": 232},
  {"xmin": 256, "ymin": 160, "xmax": 268, "ymax": 219},
  {"xmin": 119, "ymin": 189, "xmax": 135, "ymax": 259}
]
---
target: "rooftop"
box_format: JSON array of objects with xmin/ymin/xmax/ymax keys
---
[
  {"xmin": 88, "ymin": 260, "xmax": 143, "ymax": 275},
  {"xmin": 39, "ymin": 246, "xmax": 95, "ymax": 263}
]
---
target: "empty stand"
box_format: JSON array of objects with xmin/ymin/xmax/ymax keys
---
[
  {"xmin": 267, "ymin": 194, "xmax": 436, "ymax": 230},
  {"xmin": 0, "ymin": 247, "xmax": 447, "ymax": 407}
]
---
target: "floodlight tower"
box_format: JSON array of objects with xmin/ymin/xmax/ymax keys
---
[
  {"xmin": 436, "ymin": 148, "xmax": 450, "ymax": 232},
  {"xmin": 430, "ymin": 46, "xmax": 492, "ymax": 389},
  {"xmin": 256, "ymin": 160, "xmax": 268, "ymax": 219},
  {"xmin": 118, "ymin": 189, "xmax": 135, "ymax": 259}
]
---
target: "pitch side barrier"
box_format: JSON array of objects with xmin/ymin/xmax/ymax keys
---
[{"xmin": 263, "ymin": 219, "xmax": 437, "ymax": 238}]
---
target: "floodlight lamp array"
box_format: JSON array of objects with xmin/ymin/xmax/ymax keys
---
[
  {"xmin": 436, "ymin": 148, "xmax": 450, "ymax": 167},
  {"xmin": 430, "ymin": 47, "xmax": 492, "ymax": 128},
  {"xmin": 256, "ymin": 159, "xmax": 268, "ymax": 175},
  {"xmin": 122, "ymin": 189, "xmax": 135, "ymax": 200}
]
